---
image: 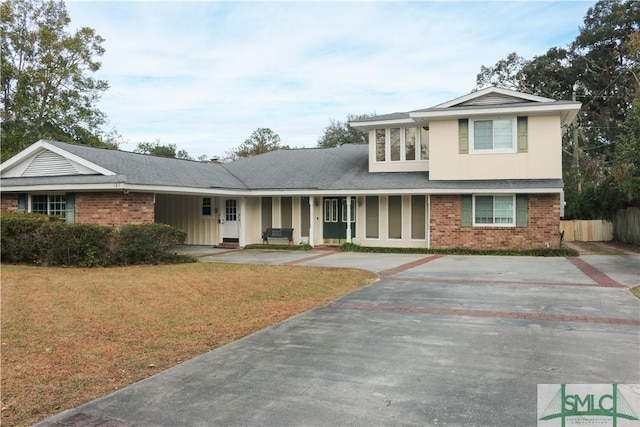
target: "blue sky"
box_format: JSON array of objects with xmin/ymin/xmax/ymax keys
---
[{"xmin": 65, "ymin": 1, "xmax": 593, "ymax": 159}]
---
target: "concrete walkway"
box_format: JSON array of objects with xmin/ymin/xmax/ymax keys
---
[{"xmin": 38, "ymin": 248, "xmax": 640, "ymax": 427}]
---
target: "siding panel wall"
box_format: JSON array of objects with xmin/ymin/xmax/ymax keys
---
[{"xmin": 155, "ymin": 194, "xmax": 217, "ymax": 245}]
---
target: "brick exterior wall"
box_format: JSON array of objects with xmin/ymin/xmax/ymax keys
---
[
  {"xmin": 1, "ymin": 194, "xmax": 19, "ymax": 212},
  {"xmin": 75, "ymin": 192, "xmax": 155, "ymax": 227},
  {"xmin": 430, "ymin": 194, "xmax": 561, "ymax": 250}
]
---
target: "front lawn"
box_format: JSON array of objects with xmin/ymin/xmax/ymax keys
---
[{"xmin": 1, "ymin": 263, "xmax": 376, "ymax": 426}]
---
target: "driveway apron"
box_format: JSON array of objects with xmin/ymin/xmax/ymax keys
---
[{"xmin": 38, "ymin": 251, "xmax": 640, "ymax": 427}]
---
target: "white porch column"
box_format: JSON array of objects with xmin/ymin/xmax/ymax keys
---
[
  {"xmin": 309, "ymin": 196, "xmax": 315, "ymax": 247},
  {"xmin": 346, "ymin": 196, "xmax": 352, "ymax": 244},
  {"xmin": 239, "ymin": 197, "xmax": 247, "ymax": 247}
]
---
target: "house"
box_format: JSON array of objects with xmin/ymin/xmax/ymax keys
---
[{"xmin": 0, "ymin": 87, "xmax": 581, "ymax": 250}]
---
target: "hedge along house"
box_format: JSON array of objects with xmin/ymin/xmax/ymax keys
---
[{"xmin": 0, "ymin": 87, "xmax": 581, "ymax": 250}]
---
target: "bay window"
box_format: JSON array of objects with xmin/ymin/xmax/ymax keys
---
[{"xmin": 374, "ymin": 127, "xmax": 427, "ymax": 162}]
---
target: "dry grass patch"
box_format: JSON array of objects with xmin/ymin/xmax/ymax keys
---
[
  {"xmin": 1, "ymin": 263, "xmax": 376, "ymax": 426},
  {"xmin": 562, "ymin": 241, "xmax": 632, "ymax": 255}
]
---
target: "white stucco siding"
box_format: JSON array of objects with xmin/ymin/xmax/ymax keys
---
[{"xmin": 429, "ymin": 115, "xmax": 563, "ymax": 180}]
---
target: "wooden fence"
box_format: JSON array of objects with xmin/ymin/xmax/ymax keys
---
[
  {"xmin": 560, "ymin": 219, "xmax": 613, "ymax": 242},
  {"xmin": 613, "ymin": 207, "xmax": 640, "ymax": 244}
]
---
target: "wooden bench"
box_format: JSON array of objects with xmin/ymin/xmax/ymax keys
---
[{"xmin": 262, "ymin": 228, "xmax": 294, "ymax": 245}]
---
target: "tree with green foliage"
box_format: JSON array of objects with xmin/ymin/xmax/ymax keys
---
[
  {"xmin": 224, "ymin": 128, "xmax": 289, "ymax": 162},
  {"xmin": 613, "ymin": 98, "xmax": 640, "ymax": 206},
  {"xmin": 134, "ymin": 140, "xmax": 193, "ymax": 160},
  {"xmin": 476, "ymin": 0, "xmax": 640, "ymax": 218},
  {"xmin": 0, "ymin": 0, "xmax": 115, "ymax": 162},
  {"xmin": 316, "ymin": 113, "xmax": 373, "ymax": 148}
]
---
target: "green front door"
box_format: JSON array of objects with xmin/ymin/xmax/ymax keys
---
[{"xmin": 323, "ymin": 197, "xmax": 356, "ymax": 240}]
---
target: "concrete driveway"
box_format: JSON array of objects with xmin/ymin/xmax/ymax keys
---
[{"xmin": 38, "ymin": 249, "xmax": 640, "ymax": 427}]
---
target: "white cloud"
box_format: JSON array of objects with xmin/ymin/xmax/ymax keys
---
[{"xmin": 65, "ymin": 0, "xmax": 592, "ymax": 158}]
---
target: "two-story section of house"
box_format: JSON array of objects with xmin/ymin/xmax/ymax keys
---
[
  {"xmin": 348, "ymin": 86, "xmax": 581, "ymax": 249},
  {"xmin": 0, "ymin": 87, "xmax": 580, "ymax": 250}
]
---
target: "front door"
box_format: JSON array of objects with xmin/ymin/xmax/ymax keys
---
[
  {"xmin": 222, "ymin": 198, "xmax": 239, "ymax": 242},
  {"xmin": 323, "ymin": 197, "xmax": 355, "ymax": 240}
]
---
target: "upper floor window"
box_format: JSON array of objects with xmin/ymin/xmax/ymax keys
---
[
  {"xmin": 375, "ymin": 127, "xmax": 427, "ymax": 162},
  {"xmin": 32, "ymin": 194, "xmax": 67, "ymax": 221},
  {"xmin": 468, "ymin": 117, "xmax": 517, "ymax": 154}
]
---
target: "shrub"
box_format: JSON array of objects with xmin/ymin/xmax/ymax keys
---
[
  {"xmin": 340, "ymin": 242, "xmax": 579, "ymax": 257},
  {"xmin": 0, "ymin": 212, "xmax": 56, "ymax": 264},
  {"xmin": 45, "ymin": 224, "xmax": 115, "ymax": 267},
  {"xmin": 112, "ymin": 223, "xmax": 187, "ymax": 265},
  {"xmin": 1, "ymin": 213, "xmax": 188, "ymax": 266}
]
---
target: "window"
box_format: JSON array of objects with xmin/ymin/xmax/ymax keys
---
[
  {"xmin": 420, "ymin": 127, "xmax": 429, "ymax": 160},
  {"xmin": 471, "ymin": 118, "xmax": 516, "ymax": 153},
  {"xmin": 473, "ymin": 195, "xmax": 514, "ymax": 226},
  {"xmin": 341, "ymin": 198, "xmax": 355, "ymax": 223},
  {"xmin": 324, "ymin": 199, "xmax": 338, "ymax": 222},
  {"xmin": 388, "ymin": 195, "xmax": 402, "ymax": 239},
  {"xmin": 375, "ymin": 127, "xmax": 426, "ymax": 162},
  {"xmin": 202, "ymin": 197, "xmax": 212, "ymax": 216},
  {"xmin": 32, "ymin": 194, "xmax": 67, "ymax": 221},
  {"xmin": 225, "ymin": 199, "xmax": 237, "ymax": 221},
  {"xmin": 390, "ymin": 128, "xmax": 401, "ymax": 161},
  {"xmin": 405, "ymin": 128, "xmax": 416, "ymax": 161},
  {"xmin": 376, "ymin": 129, "xmax": 386, "ymax": 161},
  {"xmin": 365, "ymin": 196, "xmax": 379, "ymax": 238}
]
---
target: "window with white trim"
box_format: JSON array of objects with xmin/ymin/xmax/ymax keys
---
[
  {"xmin": 324, "ymin": 199, "xmax": 338, "ymax": 222},
  {"xmin": 473, "ymin": 195, "xmax": 515, "ymax": 226},
  {"xmin": 341, "ymin": 198, "xmax": 355, "ymax": 223},
  {"xmin": 470, "ymin": 117, "xmax": 516, "ymax": 153},
  {"xmin": 32, "ymin": 194, "xmax": 67, "ymax": 221},
  {"xmin": 202, "ymin": 197, "xmax": 212, "ymax": 216},
  {"xmin": 374, "ymin": 127, "xmax": 426, "ymax": 162}
]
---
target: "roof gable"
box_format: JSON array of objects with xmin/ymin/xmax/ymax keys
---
[
  {"xmin": 0, "ymin": 140, "xmax": 116, "ymax": 178},
  {"xmin": 350, "ymin": 87, "xmax": 580, "ymax": 130},
  {"xmin": 432, "ymin": 87, "xmax": 554, "ymax": 109}
]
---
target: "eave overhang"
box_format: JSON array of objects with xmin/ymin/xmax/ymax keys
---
[{"xmin": 409, "ymin": 102, "xmax": 581, "ymax": 128}]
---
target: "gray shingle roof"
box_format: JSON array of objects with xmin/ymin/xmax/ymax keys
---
[
  {"xmin": 45, "ymin": 140, "xmax": 246, "ymax": 189},
  {"xmin": 1, "ymin": 140, "xmax": 562, "ymax": 193},
  {"xmin": 222, "ymin": 144, "xmax": 561, "ymax": 191}
]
